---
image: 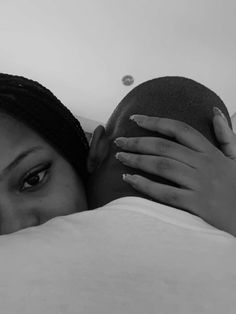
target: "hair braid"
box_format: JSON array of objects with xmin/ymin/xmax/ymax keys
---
[{"xmin": 0, "ymin": 73, "xmax": 89, "ymax": 184}]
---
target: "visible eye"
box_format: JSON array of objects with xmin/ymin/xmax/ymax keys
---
[{"xmin": 21, "ymin": 164, "xmax": 51, "ymax": 191}]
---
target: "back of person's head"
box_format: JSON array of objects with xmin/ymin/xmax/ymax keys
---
[
  {"xmin": 0, "ymin": 73, "xmax": 89, "ymax": 184},
  {"xmin": 86, "ymin": 76, "xmax": 231, "ymax": 209}
]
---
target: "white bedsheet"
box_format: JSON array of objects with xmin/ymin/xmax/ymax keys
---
[{"xmin": 0, "ymin": 196, "xmax": 236, "ymax": 314}]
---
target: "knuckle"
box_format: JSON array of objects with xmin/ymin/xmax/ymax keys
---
[
  {"xmin": 156, "ymin": 158, "xmax": 171, "ymax": 172},
  {"xmin": 155, "ymin": 139, "xmax": 171, "ymax": 154},
  {"xmin": 126, "ymin": 137, "xmax": 140, "ymax": 151},
  {"xmin": 130, "ymin": 137, "xmax": 140, "ymax": 148}
]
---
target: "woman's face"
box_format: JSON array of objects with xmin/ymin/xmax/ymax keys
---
[{"xmin": 0, "ymin": 114, "xmax": 88, "ymax": 235}]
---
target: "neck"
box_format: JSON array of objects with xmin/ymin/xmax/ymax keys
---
[
  {"xmin": 85, "ymin": 152, "xmax": 171, "ymax": 210},
  {"xmin": 85, "ymin": 149, "xmax": 150, "ymax": 209},
  {"xmin": 86, "ymin": 139, "xmax": 182, "ymax": 210},
  {"xmin": 87, "ymin": 182, "xmax": 150, "ymax": 210}
]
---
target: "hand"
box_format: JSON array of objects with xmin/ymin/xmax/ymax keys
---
[
  {"xmin": 212, "ymin": 107, "xmax": 236, "ymax": 160},
  {"xmin": 114, "ymin": 109, "xmax": 236, "ymax": 236}
]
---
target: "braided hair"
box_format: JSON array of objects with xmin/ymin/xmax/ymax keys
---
[{"xmin": 0, "ymin": 73, "xmax": 89, "ymax": 184}]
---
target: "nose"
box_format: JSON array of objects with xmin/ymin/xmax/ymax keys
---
[
  {"xmin": 0, "ymin": 198, "xmax": 32, "ymax": 235},
  {"xmin": 0, "ymin": 213, "xmax": 22, "ymax": 235}
]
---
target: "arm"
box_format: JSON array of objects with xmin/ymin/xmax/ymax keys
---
[{"xmin": 114, "ymin": 108, "xmax": 236, "ymax": 236}]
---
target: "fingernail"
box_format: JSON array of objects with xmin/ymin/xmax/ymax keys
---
[
  {"xmin": 213, "ymin": 107, "xmax": 227, "ymax": 122},
  {"xmin": 115, "ymin": 152, "xmax": 125, "ymax": 161},
  {"xmin": 114, "ymin": 137, "xmax": 128, "ymax": 147},
  {"xmin": 122, "ymin": 173, "xmax": 133, "ymax": 181},
  {"xmin": 129, "ymin": 114, "xmax": 147, "ymax": 124}
]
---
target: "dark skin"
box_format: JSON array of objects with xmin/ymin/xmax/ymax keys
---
[
  {"xmin": 114, "ymin": 108, "xmax": 236, "ymax": 237},
  {"xmin": 0, "ymin": 113, "xmax": 87, "ymax": 235}
]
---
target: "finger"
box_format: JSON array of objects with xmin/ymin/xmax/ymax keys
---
[
  {"xmin": 122, "ymin": 173, "xmax": 193, "ymax": 211},
  {"xmin": 115, "ymin": 137, "xmax": 200, "ymax": 168},
  {"xmin": 213, "ymin": 109, "xmax": 232, "ymax": 143},
  {"xmin": 116, "ymin": 152, "xmax": 197, "ymax": 189},
  {"xmin": 130, "ymin": 115, "xmax": 215, "ymax": 153},
  {"xmin": 213, "ymin": 113, "xmax": 236, "ymax": 160}
]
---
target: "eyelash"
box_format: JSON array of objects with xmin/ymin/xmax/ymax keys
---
[{"xmin": 21, "ymin": 163, "xmax": 51, "ymax": 192}]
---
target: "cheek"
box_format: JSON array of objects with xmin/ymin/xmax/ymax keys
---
[{"xmin": 38, "ymin": 176, "xmax": 88, "ymax": 223}]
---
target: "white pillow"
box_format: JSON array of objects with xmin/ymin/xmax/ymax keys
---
[
  {"xmin": 0, "ymin": 211, "xmax": 104, "ymax": 313},
  {"xmin": 0, "ymin": 197, "xmax": 236, "ymax": 314}
]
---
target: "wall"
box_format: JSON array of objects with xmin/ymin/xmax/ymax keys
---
[{"xmin": 0, "ymin": 0, "xmax": 235, "ymax": 124}]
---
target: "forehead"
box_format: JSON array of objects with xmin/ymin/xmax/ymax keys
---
[{"xmin": 0, "ymin": 113, "xmax": 54, "ymax": 152}]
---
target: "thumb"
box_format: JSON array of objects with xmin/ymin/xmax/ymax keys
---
[{"xmin": 213, "ymin": 107, "xmax": 236, "ymax": 160}]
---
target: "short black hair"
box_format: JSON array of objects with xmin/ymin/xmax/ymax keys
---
[
  {"xmin": 106, "ymin": 76, "xmax": 232, "ymax": 148},
  {"xmin": 105, "ymin": 76, "xmax": 232, "ymax": 197}
]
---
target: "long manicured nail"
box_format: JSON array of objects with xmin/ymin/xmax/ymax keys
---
[
  {"xmin": 213, "ymin": 107, "xmax": 227, "ymax": 122},
  {"xmin": 122, "ymin": 173, "xmax": 133, "ymax": 181},
  {"xmin": 122, "ymin": 174, "xmax": 137, "ymax": 187},
  {"xmin": 115, "ymin": 152, "xmax": 128, "ymax": 162},
  {"xmin": 130, "ymin": 114, "xmax": 147, "ymax": 124},
  {"xmin": 114, "ymin": 137, "xmax": 128, "ymax": 147}
]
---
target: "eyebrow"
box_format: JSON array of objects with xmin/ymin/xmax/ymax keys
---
[{"xmin": 0, "ymin": 146, "xmax": 44, "ymax": 178}]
